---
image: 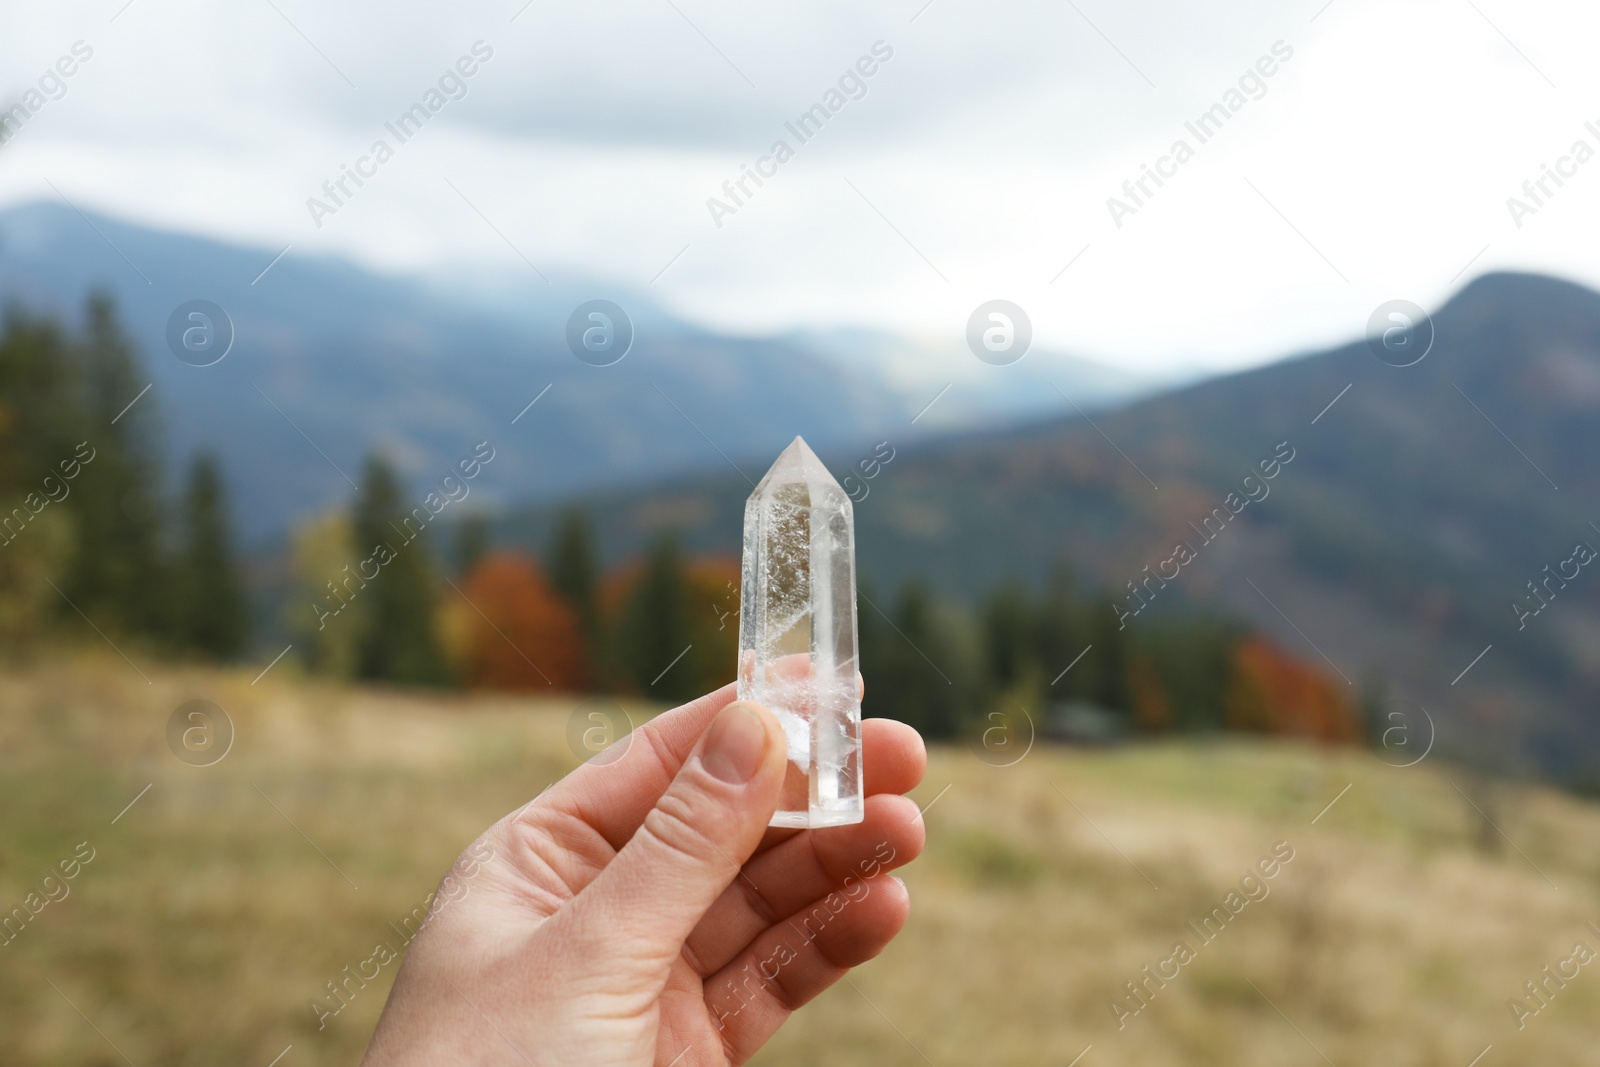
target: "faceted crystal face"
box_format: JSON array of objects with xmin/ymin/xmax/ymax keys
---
[{"xmin": 738, "ymin": 436, "xmax": 864, "ymax": 827}]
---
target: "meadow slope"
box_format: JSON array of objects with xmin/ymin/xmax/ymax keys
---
[{"xmin": 2, "ymin": 653, "xmax": 1597, "ymax": 1065}]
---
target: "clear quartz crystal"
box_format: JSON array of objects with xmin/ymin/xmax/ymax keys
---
[{"xmin": 738, "ymin": 436, "xmax": 864, "ymax": 828}]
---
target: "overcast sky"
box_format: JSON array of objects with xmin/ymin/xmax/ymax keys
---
[{"xmin": 2, "ymin": 0, "xmax": 1596, "ymax": 375}]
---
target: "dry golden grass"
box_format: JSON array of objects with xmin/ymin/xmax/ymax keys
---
[{"xmin": 2, "ymin": 651, "xmax": 1598, "ymax": 1065}]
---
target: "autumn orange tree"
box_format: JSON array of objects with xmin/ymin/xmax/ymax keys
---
[
  {"xmin": 448, "ymin": 552, "xmax": 587, "ymax": 691},
  {"xmin": 1224, "ymin": 636, "xmax": 1360, "ymax": 742}
]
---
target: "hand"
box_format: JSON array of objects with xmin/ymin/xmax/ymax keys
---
[{"xmin": 362, "ymin": 683, "xmax": 927, "ymax": 1066}]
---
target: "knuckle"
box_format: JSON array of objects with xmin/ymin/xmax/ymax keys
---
[
  {"xmin": 736, "ymin": 870, "xmax": 780, "ymax": 928},
  {"xmin": 639, "ymin": 788, "xmax": 730, "ymax": 871}
]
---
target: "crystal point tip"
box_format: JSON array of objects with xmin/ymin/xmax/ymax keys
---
[{"xmin": 755, "ymin": 435, "xmax": 841, "ymax": 494}]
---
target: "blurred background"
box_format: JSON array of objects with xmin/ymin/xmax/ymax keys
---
[{"xmin": 4, "ymin": 0, "xmax": 1600, "ymax": 1063}]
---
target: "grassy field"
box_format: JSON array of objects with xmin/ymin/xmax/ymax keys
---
[{"xmin": 3, "ymin": 651, "xmax": 1599, "ymax": 1065}]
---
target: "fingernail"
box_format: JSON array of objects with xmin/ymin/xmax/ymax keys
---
[{"xmin": 700, "ymin": 703, "xmax": 768, "ymax": 784}]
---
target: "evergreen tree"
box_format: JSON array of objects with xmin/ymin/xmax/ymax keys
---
[
  {"xmin": 616, "ymin": 533, "xmax": 696, "ymax": 702},
  {"xmin": 60, "ymin": 294, "xmax": 166, "ymax": 637},
  {"xmin": 857, "ymin": 577, "xmax": 887, "ymax": 706},
  {"xmin": 1089, "ymin": 598, "xmax": 1132, "ymax": 717},
  {"xmin": 351, "ymin": 454, "xmax": 448, "ymax": 686},
  {"xmin": 174, "ymin": 452, "xmax": 248, "ymax": 658},
  {"xmin": 455, "ymin": 512, "xmax": 490, "ymax": 575},
  {"xmin": 0, "ymin": 305, "xmax": 85, "ymax": 491},
  {"xmin": 547, "ymin": 507, "xmax": 600, "ymax": 649},
  {"xmin": 1032, "ymin": 567, "xmax": 1079, "ymax": 691},
  {"xmin": 982, "ymin": 583, "xmax": 1034, "ymax": 690},
  {"xmin": 866, "ymin": 581, "xmax": 965, "ymax": 739},
  {"xmin": 0, "ymin": 307, "xmax": 84, "ymax": 644},
  {"xmin": 1140, "ymin": 617, "xmax": 1240, "ymax": 733}
]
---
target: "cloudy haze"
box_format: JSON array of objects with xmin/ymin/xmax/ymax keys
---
[{"xmin": 2, "ymin": 0, "xmax": 1595, "ymax": 376}]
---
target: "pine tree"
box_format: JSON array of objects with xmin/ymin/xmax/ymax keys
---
[
  {"xmin": 0, "ymin": 307, "xmax": 85, "ymax": 644},
  {"xmin": 351, "ymin": 454, "xmax": 448, "ymax": 686},
  {"xmin": 1090, "ymin": 598, "xmax": 1132, "ymax": 717},
  {"xmin": 174, "ymin": 452, "xmax": 248, "ymax": 658},
  {"xmin": 60, "ymin": 293, "xmax": 166, "ymax": 637},
  {"xmin": 982, "ymin": 583, "xmax": 1034, "ymax": 690},
  {"xmin": 867, "ymin": 582, "xmax": 964, "ymax": 739},
  {"xmin": 1033, "ymin": 567, "xmax": 1081, "ymax": 699},
  {"xmin": 856, "ymin": 577, "xmax": 885, "ymax": 698},
  {"xmin": 455, "ymin": 512, "xmax": 490, "ymax": 575},
  {"xmin": 858, "ymin": 580, "xmax": 901, "ymax": 724},
  {"xmin": 1139, "ymin": 617, "xmax": 1240, "ymax": 733},
  {"xmin": 616, "ymin": 534, "xmax": 696, "ymax": 702},
  {"xmin": 0, "ymin": 305, "xmax": 85, "ymax": 491},
  {"xmin": 547, "ymin": 508, "xmax": 600, "ymax": 651}
]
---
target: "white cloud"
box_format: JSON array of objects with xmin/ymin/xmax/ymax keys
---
[{"xmin": 2, "ymin": 0, "xmax": 1598, "ymax": 380}]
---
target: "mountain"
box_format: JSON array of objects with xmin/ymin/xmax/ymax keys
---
[
  {"xmin": 0, "ymin": 201, "xmax": 1153, "ymax": 544},
  {"xmin": 491, "ymin": 272, "xmax": 1600, "ymax": 784}
]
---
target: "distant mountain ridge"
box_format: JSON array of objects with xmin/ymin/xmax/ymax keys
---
[
  {"xmin": 0, "ymin": 201, "xmax": 1152, "ymax": 543},
  {"xmin": 494, "ymin": 272, "xmax": 1600, "ymax": 784}
]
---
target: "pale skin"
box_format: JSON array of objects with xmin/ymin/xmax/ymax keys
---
[{"xmin": 362, "ymin": 682, "xmax": 927, "ymax": 1066}]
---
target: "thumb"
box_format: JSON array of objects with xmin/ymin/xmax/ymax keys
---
[{"xmin": 572, "ymin": 701, "xmax": 788, "ymax": 962}]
